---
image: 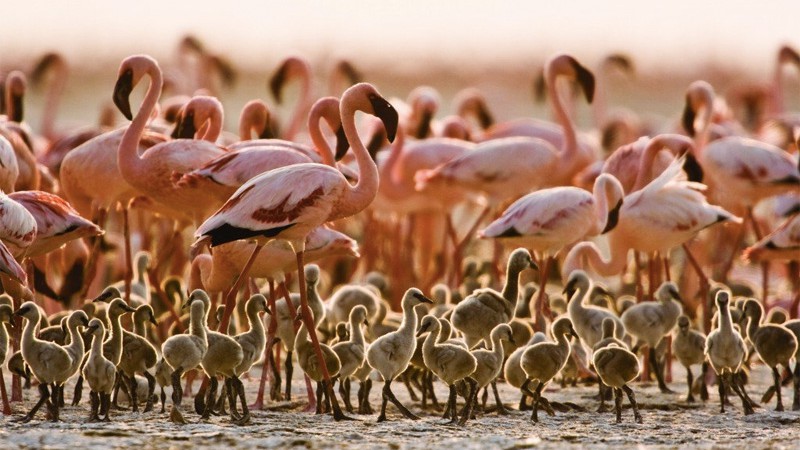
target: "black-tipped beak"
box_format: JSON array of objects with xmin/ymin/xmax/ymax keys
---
[
  {"xmin": 415, "ymin": 110, "xmax": 433, "ymax": 139},
  {"xmin": 269, "ymin": 63, "xmax": 289, "ymax": 104},
  {"xmin": 682, "ymin": 94, "xmax": 696, "ymax": 137},
  {"xmin": 334, "ymin": 125, "xmax": 350, "ymax": 161},
  {"xmin": 149, "ymin": 316, "xmax": 158, "ymax": 326},
  {"xmin": 81, "ymin": 316, "xmax": 90, "ymax": 327},
  {"xmin": 181, "ymin": 301, "xmax": 190, "ymax": 310},
  {"xmin": 173, "ymin": 111, "xmax": 196, "ymax": 139},
  {"xmin": 570, "ymin": 329, "xmax": 579, "ymax": 339},
  {"xmin": 528, "ymin": 258, "xmax": 539, "ymax": 272},
  {"xmin": 88, "ymin": 323, "xmax": 100, "ymax": 333},
  {"xmin": 682, "ymin": 153, "xmax": 704, "ymax": 183},
  {"xmin": 294, "ymin": 313, "xmax": 303, "ymax": 323},
  {"xmin": 568, "ymin": 57, "xmax": 595, "ymax": 103},
  {"xmin": 113, "ymin": 68, "xmax": 134, "ymax": 121},
  {"xmin": 10, "ymin": 93, "xmax": 23, "ymax": 123},
  {"xmin": 123, "ymin": 304, "xmax": 137, "ymax": 313},
  {"xmin": 412, "ymin": 291, "xmax": 433, "ymax": 304},
  {"xmin": 12, "ymin": 309, "xmax": 23, "ymax": 318},
  {"xmin": 509, "ymin": 336, "xmax": 517, "ymax": 346},
  {"xmin": 369, "ymin": 94, "xmax": 398, "ymax": 143},
  {"xmin": 601, "ymin": 199, "xmax": 622, "ymax": 234}
]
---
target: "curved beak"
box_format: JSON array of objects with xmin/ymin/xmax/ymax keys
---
[
  {"xmin": 92, "ymin": 291, "xmax": 113, "ymax": 303},
  {"xmin": 412, "ymin": 291, "xmax": 433, "ymax": 304},
  {"xmin": 113, "ymin": 68, "xmax": 134, "ymax": 120},
  {"xmin": 334, "ymin": 125, "xmax": 350, "ymax": 161},
  {"xmin": 369, "ymin": 94, "xmax": 398, "ymax": 143}
]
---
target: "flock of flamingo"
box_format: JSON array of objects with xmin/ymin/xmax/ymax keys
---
[{"xmin": 0, "ymin": 36, "xmax": 799, "ymax": 429}]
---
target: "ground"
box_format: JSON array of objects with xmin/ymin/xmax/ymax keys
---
[{"xmin": 2, "ymin": 362, "xmax": 800, "ymax": 449}]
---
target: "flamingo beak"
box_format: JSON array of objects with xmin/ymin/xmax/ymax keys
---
[
  {"xmin": 601, "ymin": 200, "xmax": 623, "ymax": 234},
  {"xmin": 173, "ymin": 111, "xmax": 196, "ymax": 139},
  {"xmin": 369, "ymin": 94, "xmax": 398, "ymax": 143},
  {"xmin": 682, "ymin": 94, "xmax": 697, "ymax": 137},
  {"xmin": 568, "ymin": 57, "xmax": 595, "ymax": 103},
  {"xmin": 334, "ymin": 125, "xmax": 350, "ymax": 161},
  {"xmin": 113, "ymin": 68, "xmax": 134, "ymax": 121},
  {"xmin": 269, "ymin": 62, "xmax": 289, "ymax": 104}
]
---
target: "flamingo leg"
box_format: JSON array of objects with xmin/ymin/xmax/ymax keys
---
[
  {"xmin": 218, "ymin": 244, "xmax": 264, "ymax": 334},
  {"xmin": 0, "ymin": 368, "xmax": 10, "ymax": 415},
  {"xmin": 122, "ymin": 206, "xmax": 133, "ymax": 304},
  {"xmin": 746, "ymin": 209, "xmax": 769, "ymax": 305},
  {"xmin": 449, "ymin": 205, "xmax": 491, "ymax": 287},
  {"xmin": 253, "ymin": 279, "xmax": 279, "ymax": 409},
  {"xmin": 633, "ymin": 251, "xmax": 644, "ymax": 302},
  {"xmin": 294, "ymin": 250, "xmax": 351, "ymax": 421},
  {"xmin": 682, "ymin": 243, "xmax": 711, "ymax": 333}
]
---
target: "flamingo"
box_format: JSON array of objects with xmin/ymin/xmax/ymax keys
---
[
  {"xmin": 1, "ymin": 71, "xmax": 41, "ymax": 192},
  {"xmin": 563, "ymin": 157, "xmax": 741, "ymax": 328},
  {"xmin": 175, "ymin": 96, "xmax": 348, "ymax": 203},
  {"xmin": 683, "ymin": 80, "xmax": 800, "ymax": 300},
  {"xmin": 193, "ymin": 82, "xmax": 397, "ymax": 419},
  {"xmin": 476, "ymin": 54, "xmax": 599, "ymax": 185},
  {"xmin": 29, "ymin": 52, "xmax": 68, "ymax": 142},
  {"xmin": 479, "ymin": 173, "xmax": 625, "ymax": 329},
  {"xmin": 327, "ymin": 59, "xmax": 362, "ymax": 96}
]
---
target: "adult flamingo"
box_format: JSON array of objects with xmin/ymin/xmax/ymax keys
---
[
  {"xmin": 683, "ymin": 80, "xmax": 800, "ymax": 299},
  {"xmin": 563, "ymin": 157, "xmax": 740, "ymax": 329},
  {"xmin": 113, "ymin": 55, "xmax": 228, "ymax": 226},
  {"xmin": 479, "ymin": 173, "xmax": 625, "ymax": 330},
  {"xmin": 175, "ymin": 97, "xmax": 349, "ymax": 203},
  {"xmin": 476, "ymin": 54, "xmax": 598, "ymax": 185},
  {"xmin": 193, "ymin": 82, "xmax": 397, "ymax": 419}
]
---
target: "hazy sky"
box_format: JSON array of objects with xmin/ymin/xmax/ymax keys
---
[{"xmin": 2, "ymin": 0, "xmax": 800, "ymax": 76}]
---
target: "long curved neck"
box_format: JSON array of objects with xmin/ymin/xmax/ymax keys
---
[
  {"xmin": 307, "ymin": 99, "xmax": 337, "ymax": 166},
  {"xmin": 556, "ymin": 330, "xmax": 571, "ymax": 355},
  {"xmin": 547, "ymin": 69, "xmax": 578, "ymax": 158},
  {"xmin": 567, "ymin": 282, "xmax": 591, "ymax": 317},
  {"xmin": 307, "ymin": 282, "xmax": 324, "ymax": 326},
  {"xmin": 590, "ymin": 178, "xmax": 614, "ymax": 235},
  {"xmin": 119, "ymin": 62, "xmax": 162, "ymax": 186},
  {"xmin": 135, "ymin": 258, "xmax": 148, "ymax": 285},
  {"xmin": 21, "ymin": 314, "xmax": 40, "ymax": 351},
  {"xmin": 564, "ymin": 241, "xmax": 629, "ymax": 279},
  {"xmin": 335, "ymin": 95, "xmax": 380, "ymax": 219},
  {"xmin": 190, "ymin": 254, "xmax": 213, "ymax": 292},
  {"xmin": 380, "ymin": 126, "xmax": 407, "ymax": 199},
  {"xmin": 133, "ymin": 313, "xmax": 147, "ymax": 337},
  {"xmin": 201, "ymin": 108, "xmax": 223, "ymax": 142}
]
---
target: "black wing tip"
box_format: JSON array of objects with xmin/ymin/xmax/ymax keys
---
[{"xmin": 205, "ymin": 222, "xmax": 295, "ymax": 247}]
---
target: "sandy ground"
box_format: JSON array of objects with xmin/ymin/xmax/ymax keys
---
[{"xmin": 2, "ymin": 361, "xmax": 800, "ymax": 450}]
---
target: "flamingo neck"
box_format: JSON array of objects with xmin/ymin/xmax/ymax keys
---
[
  {"xmin": 21, "ymin": 313, "xmax": 39, "ymax": 353},
  {"xmin": 108, "ymin": 312, "xmax": 124, "ymax": 362},
  {"xmin": 501, "ymin": 261, "xmax": 523, "ymax": 303},
  {"xmin": 336, "ymin": 96, "xmax": 380, "ymax": 219},
  {"xmin": 119, "ymin": 62, "xmax": 163, "ymax": 186},
  {"xmin": 284, "ymin": 70, "xmax": 312, "ymax": 140},
  {"xmin": 564, "ymin": 241, "xmax": 628, "ymax": 279},
  {"xmin": 189, "ymin": 254, "xmax": 212, "ymax": 292},
  {"xmin": 307, "ymin": 100, "xmax": 336, "ymax": 167},
  {"xmin": 718, "ymin": 305, "xmax": 734, "ymax": 334},
  {"xmin": 556, "ymin": 330, "xmax": 571, "ymax": 355},
  {"xmin": 380, "ymin": 126, "xmax": 407, "ymax": 199},
  {"xmin": 548, "ymin": 70, "xmax": 578, "ymax": 160},
  {"xmin": 202, "ymin": 108, "xmax": 223, "ymax": 142}
]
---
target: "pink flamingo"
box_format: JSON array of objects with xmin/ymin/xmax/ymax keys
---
[
  {"xmin": 175, "ymin": 97, "xmax": 348, "ymax": 203},
  {"xmin": 0, "ymin": 191, "xmax": 37, "ymax": 256},
  {"xmin": 113, "ymin": 56, "xmax": 228, "ymax": 225},
  {"xmin": 476, "ymin": 54, "xmax": 598, "ymax": 184},
  {"xmin": 0, "ymin": 135, "xmax": 19, "ymax": 193},
  {"xmin": 29, "ymin": 52, "xmax": 68, "ymax": 142},
  {"xmin": 1, "ymin": 71, "xmax": 41, "ymax": 192},
  {"xmin": 478, "ymin": 173, "xmax": 624, "ymax": 330},
  {"xmin": 683, "ymin": 80, "xmax": 800, "ymax": 300},
  {"xmin": 563, "ymin": 157, "xmax": 741, "ymax": 329},
  {"xmin": 393, "ymin": 86, "xmax": 440, "ymax": 139},
  {"xmin": 327, "ymin": 59, "xmax": 362, "ymax": 96},
  {"xmin": 194, "ymin": 82, "xmax": 397, "ymax": 420}
]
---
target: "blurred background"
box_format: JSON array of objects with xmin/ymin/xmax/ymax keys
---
[{"xmin": 2, "ymin": 0, "xmax": 800, "ymax": 132}]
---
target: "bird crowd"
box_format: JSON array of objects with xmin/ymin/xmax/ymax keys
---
[{"xmin": 0, "ymin": 36, "xmax": 798, "ymax": 429}]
